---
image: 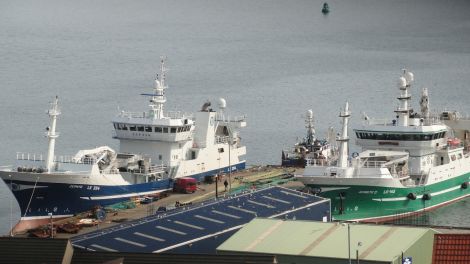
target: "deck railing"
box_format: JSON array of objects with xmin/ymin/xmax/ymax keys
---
[
  {"xmin": 119, "ymin": 110, "xmax": 193, "ymax": 120},
  {"xmin": 16, "ymin": 152, "xmax": 95, "ymax": 165},
  {"xmin": 305, "ymin": 159, "xmax": 332, "ymax": 166},
  {"xmin": 215, "ymin": 114, "xmax": 246, "ymax": 123},
  {"xmin": 361, "ymin": 160, "xmax": 386, "ymax": 168}
]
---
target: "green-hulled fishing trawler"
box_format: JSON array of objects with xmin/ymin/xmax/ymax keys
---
[{"xmin": 296, "ymin": 70, "xmax": 470, "ymax": 222}]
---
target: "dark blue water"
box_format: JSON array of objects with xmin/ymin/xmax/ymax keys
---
[{"xmin": 1, "ymin": 0, "xmax": 470, "ymax": 234}]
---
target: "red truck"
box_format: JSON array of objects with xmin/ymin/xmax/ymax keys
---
[{"xmin": 173, "ymin": 177, "xmax": 197, "ymax": 194}]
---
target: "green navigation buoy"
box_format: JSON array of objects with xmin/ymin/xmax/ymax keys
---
[{"xmin": 322, "ymin": 2, "xmax": 329, "ymax": 14}]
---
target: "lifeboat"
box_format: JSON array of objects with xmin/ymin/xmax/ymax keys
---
[{"xmin": 447, "ymin": 138, "xmax": 461, "ymax": 147}]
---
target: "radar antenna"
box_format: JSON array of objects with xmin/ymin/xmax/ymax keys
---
[{"xmin": 142, "ymin": 56, "xmax": 168, "ymax": 119}]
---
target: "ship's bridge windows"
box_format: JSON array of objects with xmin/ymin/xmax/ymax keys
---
[
  {"xmin": 155, "ymin": 127, "xmax": 162, "ymax": 133},
  {"xmin": 130, "ymin": 125, "xmax": 136, "ymax": 131},
  {"xmin": 163, "ymin": 127, "xmax": 168, "ymax": 133},
  {"xmin": 145, "ymin": 126, "xmax": 152, "ymax": 132},
  {"xmin": 170, "ymin": 127, "xmax": 177, "ymax": 133},
  {"xmin": 137, "ymin": 126, "xmax": 144, "ymax": 132},
  {"xmin": 115, "ymin": 123, "xmax": 127, "ymax": 130},
  {"xmin": 356, "ymin": 131, "xmax": 445, "ymax": 141}
]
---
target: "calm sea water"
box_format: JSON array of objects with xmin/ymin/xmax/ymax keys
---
[{"xmin": 1, "ymin": 0, "xmax": 470, "ymax": 235}]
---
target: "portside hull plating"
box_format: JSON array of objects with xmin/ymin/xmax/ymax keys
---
[
  {"xmin": 298, "ymin": 172, "xmax": 470, "ymax": 222},
  {"xmin": 1, "ymin": 162, "xmax": 245, "ymax": 232}
]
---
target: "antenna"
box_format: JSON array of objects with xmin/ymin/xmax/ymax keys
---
[
  {"xmin": 305, "ymin": 109, "xmax": 316, "ymax": 145},
  {"xmin": 143, "ymin": 56, "xmax": 168, "ymax": 119},
  {"xmin": 420, "ymin": 88, "xmax": 430, "ymax": 124}
]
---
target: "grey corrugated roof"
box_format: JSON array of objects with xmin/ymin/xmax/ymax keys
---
[
  {"xmin": 0, "ymin": 237, "xmax": 70, "ymax": 264},
  {"xmin": 218, "ymin": 218, "xmax": 436, "ymax": 262}
]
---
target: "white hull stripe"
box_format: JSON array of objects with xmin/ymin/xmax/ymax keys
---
[
  {"xmin": 432, "ymin": 185, "xmax": 462, "ymax": 196},
  {"xmin": 20, "ymin": 214, "xmax": 73, "ymax": 221},
  {"xmin": 372, "ymin": 197, "xmax": 408, "ymax": 202},
  {"xmin": 321, "ymin": 187, "xmax": 351, "ymax": 192},
  {"xmin": 8, "ymin": 184, "xmax": 48, "ymax": 191},
  {"xmin": 355, "ymin": 193, "xmax": 470, "ymax": 222},
  {"xmin": 373, "ymin": 185, "xmax": 463, "ymax": 202},
  {"xmin": 80, "ymin": 188, "xmax": 172, "ymax": 200}
]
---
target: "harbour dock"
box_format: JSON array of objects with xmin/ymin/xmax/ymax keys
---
[{"xmin": 18, "ymin": 166, "xmax": 302, "ymax": 239}]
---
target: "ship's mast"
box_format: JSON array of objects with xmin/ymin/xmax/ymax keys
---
[
  {"xmin": 305, "ymin": 109, "xmax": 316, "ymax": 145},
  {"xmin": 149, "ymin": 57, "xmax": 168, "ymax": 120},
  {"xmin": 46, "ymin": 96, "xmax": 60, "ymax": 172},
  {"xmin": 337, "ymin": 101, "xmax": 350, "ymax": 168},
  {"xmin": 395, "ymin": 69, "xmax": 414, "ymax": 127},
  {"xmin": 420, "ymin": 87, "xmax": 430, "ymax": 125}
]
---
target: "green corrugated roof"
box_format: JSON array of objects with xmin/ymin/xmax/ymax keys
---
[{"xmin": 217, "ymin": 218, "xmax": 435, "ymax": 262}]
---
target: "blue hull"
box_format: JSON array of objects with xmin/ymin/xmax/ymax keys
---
[
  {"xmin": 7, "ymin": 178, "xmax": 173, "ymax": 218},
  {"xmin": 3, "ymin": 162, "xmax": 246, "ymax": 219}
]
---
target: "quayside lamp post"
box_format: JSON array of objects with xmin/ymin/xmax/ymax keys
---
[
  {"xmin": 356, "ymin": 241, "xmax": 362, "ymax": 264},
  {"xmin": 341, "ymin": 222, "xmax": 358, "ymax": 264}
]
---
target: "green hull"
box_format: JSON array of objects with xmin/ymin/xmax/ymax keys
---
[{"xmin": 306, "ymin": 173, "xmax": 470, "ymax": 221}]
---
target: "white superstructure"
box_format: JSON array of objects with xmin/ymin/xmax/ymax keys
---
[
  {"xmin": 112, "ymin": 58, "xmax": 247, "ymax": 179},
  {"xmin": 296, "ymin": 69, "xmax": 470, "ymax": 222}
]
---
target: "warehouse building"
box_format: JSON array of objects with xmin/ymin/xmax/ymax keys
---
[{"xmin": 218, "ymin": 218, "xmax": 436, "ymax": 264}]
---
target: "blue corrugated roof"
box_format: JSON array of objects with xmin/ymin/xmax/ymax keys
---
[{"xmin": 71, "ymin": 186, "xmax": 330, "ymax": 254}]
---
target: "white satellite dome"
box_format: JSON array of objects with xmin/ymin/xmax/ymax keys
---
[
  {"xmin": 306, "ymin": 109, "xmax": 313, "ymax": 119},
  {"xmin": 404, "ymin": 71, "xmax": 414, "ymax": 84},
  {"xmin": 398, "ymin": 76, "xmax": 407, "ymax": 89},
  {"xmin": 218, "ymin": 98, "xmax": 226, "ymax": 109}
]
